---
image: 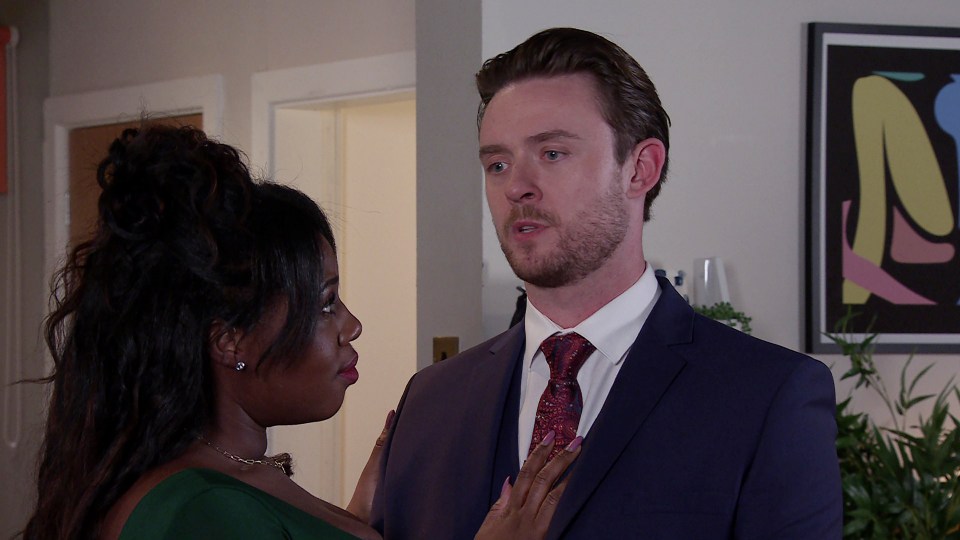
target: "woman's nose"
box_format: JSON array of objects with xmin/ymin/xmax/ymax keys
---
[{"xmin": 339, "ymin": 304, "xmax": 362, "ymax": 345}]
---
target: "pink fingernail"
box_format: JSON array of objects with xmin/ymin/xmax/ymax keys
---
[
  {"xmin": 501, "ymin": 476, "xmax": 511, "ymax": 497},
  {"xmin": 565, "ymin": 436, "xmax": 583, "ymax": 452},
  {"xmin": 540, "ymin": 430, "xmax": 556, "ymax": 446}
]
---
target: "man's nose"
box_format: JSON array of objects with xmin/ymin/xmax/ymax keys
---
[{"xmin": 505, "ymin": 158, "xmax": 541, "ymax": 203}]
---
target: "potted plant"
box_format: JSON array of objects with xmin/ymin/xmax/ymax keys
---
[
  {"xmin": 828, "ymin": 311, "xmax": 960, "ymax": 539},
  {"xmin": 692, "ymin": 301, "xmax": 752, "ymax": 334}
]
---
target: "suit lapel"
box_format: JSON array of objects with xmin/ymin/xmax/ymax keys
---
[
  {"xmin": 490, "ymin": 341, "xmax": 524, "ymax": 504},
  {"xmin": 460, "ymin": 324, "xmax": 525, "ymax": 508},
  {"xmin": 547, "ymin": 279, "xmax": 694, "ymax": 539}
]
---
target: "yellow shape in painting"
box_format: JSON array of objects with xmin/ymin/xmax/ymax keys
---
[{"xmin": 844, "ymin": 75, "xmax": 952, "ymax": 304}]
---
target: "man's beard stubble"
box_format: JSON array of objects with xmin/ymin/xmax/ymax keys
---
[{"xmin": 499, "ymin": 176, "xmax": 629, "ymax": 289}]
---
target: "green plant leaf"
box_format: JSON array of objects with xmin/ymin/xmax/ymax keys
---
[
  {"xmin": 829, "ymin": 309, "xmax": 960, "ymax": 538},
  {"xmin": 692, "ymin": 301, "xmax": 752, "ymax": 334}
]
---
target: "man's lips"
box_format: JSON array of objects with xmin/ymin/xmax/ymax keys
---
[
  {"xmin": 511, "ymin": 220, "xmax": 548, "ymax": 235},
  {"xmin": 505, "ymin": 205, "xmax": 555, "ymax": 237}
]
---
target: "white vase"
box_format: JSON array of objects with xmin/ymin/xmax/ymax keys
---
[{"xmin": 693, "ymin": 257, "xmax": 730, "ymax": 307}]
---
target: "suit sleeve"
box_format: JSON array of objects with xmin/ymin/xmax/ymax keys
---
[
  {"xmin": 733, "ymin": 358, "xmax": 843, "ymax": 539},
  {"xmin": 370, "ymin": 373, "xmax": 416, "ymax": 535}
]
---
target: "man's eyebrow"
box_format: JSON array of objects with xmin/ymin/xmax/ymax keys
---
[
  {"xmin": 479, "ymin": 144, "xmax": 508, "ymax": 158},
  {"xmin": 528, "ymin": 129, "xmax": 580, "ymax": 144},
  {"xmin": 479, "ymin": 130, "xmax": 581, "ymax": 158}
]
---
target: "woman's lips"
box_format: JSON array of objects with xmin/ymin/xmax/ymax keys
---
[{"xmin": 338, "ymin": 356, "xmax": 359, "ymax": 384}]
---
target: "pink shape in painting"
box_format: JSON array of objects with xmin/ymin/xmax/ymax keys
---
[
  {"xmin": 842, "ymin": 200, "xmax": 935, "ymax": 305},
  {"xmin": 890, "ymin": 207, "xmax": 955, "ymax": 264}
]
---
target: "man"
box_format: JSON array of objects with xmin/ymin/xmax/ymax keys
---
[{"xmin": 372, "ymin": 27, "xmax": 841, "ymax": 539}]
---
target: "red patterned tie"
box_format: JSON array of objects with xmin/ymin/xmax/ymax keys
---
[{"xmin": 529, "ymin": 332, "xmax": 596, "ymax": 460}]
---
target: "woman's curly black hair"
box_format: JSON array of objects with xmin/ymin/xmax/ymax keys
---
[{"xmin": 23, "ymin": 124, "xmax": 336, "ymax": 539}]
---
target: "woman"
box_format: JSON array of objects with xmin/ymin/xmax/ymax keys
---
[{"xmin": 22, "ymin": 125, "xmax": 577, "ymax": 539}]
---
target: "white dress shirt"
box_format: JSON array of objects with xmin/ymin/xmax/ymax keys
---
[{"xmin": 517, "ymin": 265, "xmax": 661, "ymax": 464}]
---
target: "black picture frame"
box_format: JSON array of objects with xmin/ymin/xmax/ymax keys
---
[{"xmin": 805, "ymin": 22, "xmax": 960, "ymax": 353}]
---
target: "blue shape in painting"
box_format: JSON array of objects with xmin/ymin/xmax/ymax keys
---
[{"xmin": 935, "ymin": 75, "xmax": 960, "ymax": 230}]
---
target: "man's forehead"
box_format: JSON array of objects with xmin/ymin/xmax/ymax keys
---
[{"xmin": 479, "ymin": 81, "xmax": 605, "ymax": 146}]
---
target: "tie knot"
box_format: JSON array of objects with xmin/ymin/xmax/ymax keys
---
[{"xmin": 539, "ymin": 332, "xmax": 595, "ymax": 381}]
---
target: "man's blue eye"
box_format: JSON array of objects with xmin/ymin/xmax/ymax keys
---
[
  {"xmin": 545, "ymin": 151, "xmax": 561, "ymax": 160},
  {"xmin": 489, "ymin": 162, "xmax": 507, "ymax": 173}
]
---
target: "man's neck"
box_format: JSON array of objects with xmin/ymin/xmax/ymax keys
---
[{"xmin": 526, "ymin": 257, "xmax": 647, "ymax": 329}]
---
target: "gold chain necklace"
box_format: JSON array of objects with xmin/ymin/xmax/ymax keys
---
[{"xmin": 198, "ymin": 436, "xmax": 293, "ymax": 477}]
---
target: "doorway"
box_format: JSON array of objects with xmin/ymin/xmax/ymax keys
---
[{"xmin": 268, "ymin": 94, "xmax": 417, "ymax": 505}]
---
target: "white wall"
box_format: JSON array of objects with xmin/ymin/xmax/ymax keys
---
[
  {"xmin": 0, "ymin": 2, "xmax": 49, "ymax": 537},
  {"xmin": 50, "ymin": 0, "xmax": 415, "ymax": 150},
  {"xmin": 418, "ymin": 0, "xmax": 960, "ymax": 425}
]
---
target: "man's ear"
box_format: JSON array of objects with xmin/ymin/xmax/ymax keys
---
[
  {"xmin": 208, "ymin": 320, "xmax": 242, "ymax": 370},
  {"xmin": 624, "ymin": 138, "xmax": 666, "ymax": 199}
]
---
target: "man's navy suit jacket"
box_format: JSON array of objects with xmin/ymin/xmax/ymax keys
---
[{"xmin": 372, "ymin": 278, "xmax": 842, "ymax": 539}]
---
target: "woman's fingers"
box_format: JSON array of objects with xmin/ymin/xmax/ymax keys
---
[
  {"xmin": 474, "ymin": 433, "xmax": 582, "ymax": 539},
  {"xmin": 510, "ymin": 432, "xmax": 582, "ymax": 516},
  {"xmin": 509, "ymin": 430, "xmax": 556, "ymax": 508},
  {"xmin": 375, "ymin": 410, "xmax": 395, "ymax": 447},
  {"xmin": 530, "ymin": 437, "xmax": 581, "ymax": 525},
  {"xmin": 346, "ymin": 409, "xmax": 396, "ymax": 522},
  {"xmin": 485, "ymin": 477, "xmax": 513, "ymax": 520}
]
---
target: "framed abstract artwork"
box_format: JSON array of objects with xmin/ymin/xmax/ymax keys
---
[{"xmin": 806, "ymin": 23, "xmax": 960, "ymax": 353}]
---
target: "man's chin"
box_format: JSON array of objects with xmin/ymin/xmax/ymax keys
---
[
  {"xmin": 511, "ymin": 263, "xmax": 576, "ymax": 289},
  {"xmin": 503, "ymin": 246, "xmax": 568, "ymax": 286}
]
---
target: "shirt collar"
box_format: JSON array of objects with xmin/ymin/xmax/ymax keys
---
[{"xmin": 523, "ymin": 264, "xmax": 661, "ymax": 366}]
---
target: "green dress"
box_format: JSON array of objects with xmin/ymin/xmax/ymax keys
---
[{"xmin": 119, "ymin": 468, "xmax": 360, "ymax": 539}]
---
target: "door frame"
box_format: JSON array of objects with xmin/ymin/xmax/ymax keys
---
[
  {"xmin": 251, "ymin": 51, "xmax": 414, "ymax": 177},
  {"xmin": 251, "ymin": 51, "xmax": 414, "ymax": 504}
]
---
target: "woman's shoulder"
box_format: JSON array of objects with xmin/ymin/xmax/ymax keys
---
[
  {"xmin": 118, "ymin": 468, "xmax": 357, "ymax": 539},
  {"xmin": 135, "ymin": 467, "xmax": 265, "ymax": 502},
  {"xmin": 118, "ymin": 468, "xmax": 282, "ymax": 539}
]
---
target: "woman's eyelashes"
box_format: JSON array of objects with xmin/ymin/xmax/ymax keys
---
[{"xmin": 320, "ymin": 292, "xmax": 338, "ymax": 315}]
